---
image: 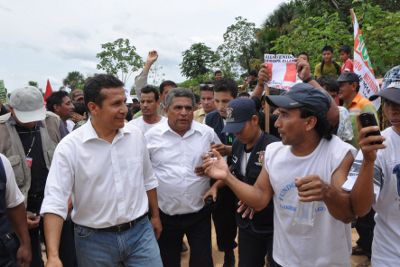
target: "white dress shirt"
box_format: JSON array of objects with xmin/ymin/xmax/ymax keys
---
[
  {"xmin": 40, "ymin": 119, "xmax": 158, "ymax": 228},
  {"xmin": 129, "ymin": 116, "xmax": 167, "ymax": 133},
  {"xmin": 145, "ymin": 120, "xmax": 221, "ymax": 215}
]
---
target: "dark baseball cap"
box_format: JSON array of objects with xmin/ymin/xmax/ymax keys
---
[
  {"xmin": 222, "ymin": 98, "xmax": 258, "ymax": 133},
  {"xmin": 337, "ymin": 72, "xmax": 360, "ymax": 83},
  {"xmin": 369, "ymin": 65, "xmax": 400, "ymax": 105},
  {"xmin": 266, "ymin": 83, "xmax": 331, "ymax": 115}
]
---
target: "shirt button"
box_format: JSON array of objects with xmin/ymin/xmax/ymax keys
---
[
  {"xmin": 114, "ymin": 162, "xmax": 117, "ymax": 165},
  {"xmin": 116, "ymin": 179, "xmax": 120, "ymax": 182},
  {"xmin": 119, "ymin": 197, "xmax": 122, "ymax": 200}
]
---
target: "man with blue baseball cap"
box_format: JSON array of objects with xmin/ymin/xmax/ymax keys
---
[
  {"xmin": 203, "ymin": 98, "xmax": 279, "ymax": 267},
  {"xmin": 343, "ymin": 65, "xmax": 400, "ymax": 266},
  {"xmin": 203, "ymin": 82, "xmax": 357, "ymax": 266}
]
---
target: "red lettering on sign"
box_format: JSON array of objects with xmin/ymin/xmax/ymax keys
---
[
  {"xmin": 363, "ymin": 73, "xmax": 378, "ymax": 93},
  {"xmin": 266, "ymin": 63, "xmax": 273, "ymax": 80}
]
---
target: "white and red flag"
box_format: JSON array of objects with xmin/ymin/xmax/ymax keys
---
[
  {"xmin": 352, "ymin": 10, "xmax": 381, "ymax": 109},
  {"xmin": 264, "ymin": 54, "xmax": 297, "ymax": 90}
]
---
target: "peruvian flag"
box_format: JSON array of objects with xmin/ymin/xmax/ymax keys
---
[
  {"xmin": 264, "ymin": 54, "xmax": 297, "ymax": 90},
  {"xmin": 44, "ymin": 79, "xmax": 53, "ymax": 100}
]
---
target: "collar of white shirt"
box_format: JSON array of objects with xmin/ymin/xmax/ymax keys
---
[
  {"xmin": 82, "ymin": 118, "xmax": 131, "ymax": 143},
  {"xmin": 159, "ymin": 120, "xmax": 204, "ymax": 138}
]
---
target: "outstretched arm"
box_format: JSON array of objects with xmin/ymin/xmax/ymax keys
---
[
  {"xmin": 350, "ymin": 115, "xmax": 386, "ymax": 217},
  {"xmin": 203, "ymin": 149, "xmax": 273, "ymax": 211},
  {"xmin": 136, "ymin": 51, "xmax": 158, "ymax": 100}
]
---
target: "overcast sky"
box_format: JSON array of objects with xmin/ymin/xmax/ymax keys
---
[{"xmin": 0, "ymin": 0, "xmax": 288, "ymax": 93}]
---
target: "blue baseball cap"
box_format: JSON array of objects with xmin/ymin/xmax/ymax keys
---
[
  {"xmin": 369, "ymin": 65, "xmax": 400, "ymax": 105},
  {"xmin": 222, "ymin": 98, "xmax": 258, "ymax": 133},
  {"xmin": 266, "ymin": 83, "xmax": 331, "ymax": 115}
]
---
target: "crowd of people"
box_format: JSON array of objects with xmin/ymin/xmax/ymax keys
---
[{"xmin": 0, "ymin": 47, "xmax": 399, "ymax": 267}]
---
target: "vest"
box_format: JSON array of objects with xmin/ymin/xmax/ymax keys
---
[
  {"xmin": 0, "ymin": 112, "xmax": 60, "ymax": 207},
  {"xmin": 0, "ymin": 157, "xmax": 11, "ymax": 237},
  {"xmin": 205, "ymin": 110, "xmax": 236, "ymax": 168},
  {"xmin": 230, "ymin": 132, "xmax": 279, "ymax": 233}
]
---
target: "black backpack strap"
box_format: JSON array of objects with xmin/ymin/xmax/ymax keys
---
[
  {"xmin": 0, "ymin": 157, "xmax": 6, "ymax": 184},
  {"xmin": 332, "ymin": 61, "xmax": 341, "ymax": 75},
  {"xmin": 320, "ymin": 60, "xmax": 325, "ymax": 72}
]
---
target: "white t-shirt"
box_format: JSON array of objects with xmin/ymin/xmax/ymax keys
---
[
  {"xmin": 342, "ymin": 127, "xmax": 400, "ymax": 266},
  {"xmin": 1, "ymin": 154, "xmax": 25, "ymax": 208},
  {"xmin": 265, "ymin": 136, "xmax": 357, "ymax": 267},
  {"xmin": 129, "ymin": 116, "xmax": 167, "ymax": 133}
]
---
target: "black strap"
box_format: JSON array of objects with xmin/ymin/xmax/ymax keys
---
[
  {"xmin": 0, "ymin": 157, "xmax": 6, "ymax": 184},
  {"xmin": 26, "ymin": 126, "xmax": 37, "ymax": 157}
]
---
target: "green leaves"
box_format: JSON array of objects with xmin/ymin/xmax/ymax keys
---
[
  {"xmin": 96, "ymin": 38, "xmax": 144, "ymax": 83},
  {"xmin": 179, "ymin": 43, "xmax": 218, "ymax": 79}
]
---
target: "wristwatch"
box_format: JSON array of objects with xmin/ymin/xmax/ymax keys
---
[{"xmin": 303, "ymin": 77, "xmax": 314, "ymax": 83}]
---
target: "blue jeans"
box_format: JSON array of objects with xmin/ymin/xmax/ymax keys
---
[{"xmin": 74, "ymin": 216, "xmax": 162, "ymax": 267}]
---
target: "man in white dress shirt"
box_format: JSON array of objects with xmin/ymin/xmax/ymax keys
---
[
  {"xmin": 145, "ymin": 87, "xmax": 221, "ymax": 267},
  {"xmin": 41, "ymin": 74, "xmax": 163, "ymax": 267},
  {"xmin": 129, "ymin": 85, "xmax": 167, "ymax": 133}
]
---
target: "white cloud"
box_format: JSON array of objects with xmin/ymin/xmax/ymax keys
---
[{"xmin": 1, "ymin": 0, "xmax": 289, "ymax": 92}]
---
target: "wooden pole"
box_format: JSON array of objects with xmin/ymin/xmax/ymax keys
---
[{"xmin": 350, "ymin": 9, "xmax": 355, "ymax": 23}]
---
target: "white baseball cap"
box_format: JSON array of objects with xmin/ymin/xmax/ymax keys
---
[{"xmin": 9, "ymin": 86, "xmax": 46, "ymax": 123}]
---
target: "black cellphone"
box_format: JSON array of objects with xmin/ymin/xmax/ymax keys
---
[
  {"xmin": 204, "ymin": 196, "xmax": 215, "ymax": 206},
  {"xmin": 359, "ymin": 112, "xmax": 382, "ymax": 145}
]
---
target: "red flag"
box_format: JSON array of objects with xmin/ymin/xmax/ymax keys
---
[{"xmin": 44, "ymin": 79, "xmax": 53, "ymax": 100}]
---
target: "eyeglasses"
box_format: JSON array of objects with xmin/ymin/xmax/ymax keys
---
[{"xmin": 200, "ymin": 84, "xmax": 214, "ymax": 88}]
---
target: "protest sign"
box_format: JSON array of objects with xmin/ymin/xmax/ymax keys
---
[
  {"xmin": 264, "ymin": 54, "xmax": 297, "ymax": 90},
  {"xmin": 0, "ymin": 80, "xmax": 8, "ymax": 104},
  {"xmin": 124, "ymin": 87, "xmax": 133, "ymax": 104},
  {"xmin": 351, "ymin": 10, "xmax": 381, "ymax": 109}
]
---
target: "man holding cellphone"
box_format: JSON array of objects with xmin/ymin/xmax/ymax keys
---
[{"xmin": 343, "ymin": 66, "xmax": 400, "ymax": 266}]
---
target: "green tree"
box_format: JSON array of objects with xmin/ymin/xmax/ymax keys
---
[
  {"xmin": 130, "ymin": 85, "xmax": 136, "ymax": 96},
  {"xmin": 28, "ymin": 81, "xmax": 38, "ymax": 88},
  {"xmin": 62, "ymin": 71, "xmax": 85, "ymax": 90},
  {"xmin": 180, "ymin": 43, "xmax": 218, "ymax": 79},
  {"xmin": 217, "ymin": 16, "xmax": 260, "ymax": 76},
  {"xmin": 96, "ymin": 38, "xmax": 144, "ymax": 83}
]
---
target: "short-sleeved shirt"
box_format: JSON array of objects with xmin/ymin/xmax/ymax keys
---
[
  {"xmin": 193, "ymin": 108, "xmax": 207, "ymax": 123},
  {"xmin": 341, "ymin": 59, "xmax": 354, "ymax": 73},
  {"xmin": 342, "ymin": 127, "xmax": 400, "ymax": 266},
  {"xmin": 1, "ymin": 154, "xmax": 25, "ymax": 208},
  {"xmin": 314, "ymin": 62, "xmax": 341, "ymax": 78},
  {"xmin": 343, "ymin": 93, "xmax": 378, "ymax": 150}
]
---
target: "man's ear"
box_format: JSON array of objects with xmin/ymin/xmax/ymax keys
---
[
  {"xmin": 164, "ymin": 106, "xmax": 168, "ymax": 115},
  {"xmin": 305, "ymin": 116, "xmax": 317, "ymax": 132},
  {"xmin": 157, "ymin": 99, "xmax": 161, "ymax": 107},
  {"xmin": 87, "ymin": 102, "xmax": 97, "ymax": 115},
  {"xmin": 351, "ymin": 82, "xmax": 358, "ymax": 92},
  {"xmin": 53, "ymin": 104, "xmax": 60, "ymax": 113},
  {"xmin": 252, "ymin": 114, "xmax": 259, "ymax": 125}
]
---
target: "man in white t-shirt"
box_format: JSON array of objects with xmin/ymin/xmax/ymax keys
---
[
  {"xmin": 129, "ymin": 86, "xmax": 167, "ymax": 133},
  {"xmin": 203, "ymin": 83, "xmax": 357, "ymax": 267},
  {"xmin": 342, "ymin": 65, "xmax": 400, "ymax": 266}
]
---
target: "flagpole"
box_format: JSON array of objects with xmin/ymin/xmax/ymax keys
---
[{"xmin": 350, "ymin": 9, "xmax": 355, "ymax": 23}]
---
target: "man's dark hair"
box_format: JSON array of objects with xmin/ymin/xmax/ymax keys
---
[
  {"xmin": 269, "ymin": 89, "xmax": 279, "ymax": 95},
  {"xmin": 132, "ymin": 98, "xmax": 139, "ymax": 103},
  {"xmin": 165, "ymin": 87, "xmax": 196, "ymax": 109},
  {"xmin": 46, "ymin": 91, "xmax": 69, "ymax": 112},
  {"xmin": 194, "ymin": 94, "xmax": 200, "ymax": 104},
  {"xmin": 141, "ymin": 85, "xmax": 159, "ymax": 101},
  {"xmin": 73, "ymin": 102, "xmax": 87, "ymax": 116},
  {"xmin": 249, "ymin": 70, "xmax": 258, "ymax": 77},
  {"xmin": 299, "ymin": 106, "xmax": 333, "ymax": 140},
  {"xmin": 84, "ymin": 74, "xmax": 124, "ymax": 111},
  {"xmin": 214, "ymin": 70, "xmax": 222, "ymax": 76},
  {"xmin": 214, "ymin": 78, "xmax": 238, "ymax": 99},
  {"xmin": 132, "ymin": 105, "xmax": 141, "ymax": 114},
  {"xmin": 339, "ymin": 45, "xmax": 351, "ymax": 55},
  {"xmin": 125, "ymin": 107, "xmax": 133, "ymax": 121},
  {"xmin": 321, "ymin": 45, "xmax": 334, "ymax": 54},
  {"xmin": 238, "ymin": 91, "xmax": 250, "ymax": 98},
  {"xmin": 200, "ymin": 81, "xmax": 214, "ymax": 92},
  {"xmin": 317, "ymin": 76, "xmax": 339, "ymax": 94},
  {"xmin": 297, "ymin": 52, "xmax": 309, "ymax": 61},
  {"xmin": 159, "ymin": 80, "xmax": 177, "ymax": 94},
  {"xmin": 0, "ymin": 104, "xmax": 9, "ymax": 116}
]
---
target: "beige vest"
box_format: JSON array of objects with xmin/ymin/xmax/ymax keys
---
[{"xmin": 0, "ymin": 112, "xmax": 61, "ymax": 206}]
